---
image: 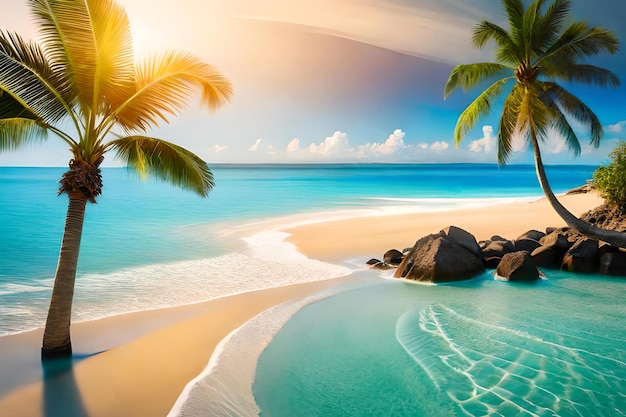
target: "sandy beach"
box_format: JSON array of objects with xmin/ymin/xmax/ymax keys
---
[
  {"xmin": 287, "ymin": 192, "xmax": 605, "ymax": 262},
  {"xmin": 0, "ymin": 191, "xmax": 605, "ymax": 417}
]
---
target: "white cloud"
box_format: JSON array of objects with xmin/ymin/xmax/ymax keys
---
[
  {"xmin": 267, "ymin": 144, "xmax": 276, "ymax": 155},
  {"xmin": 582, "ymin": 137, "xmax": 619, "ymax": 157},
  {"xmin": 309, "ymin": 131, "xmax": 351, "ymax": 155},
  {"xmin": 469, "ymin": 125, "xmax": 494, "ymax": 153},
  {"xmin": 247, "ymin": 138, "xmax": 262, "ymax": 152},
  {"xmin": 286, "ymin": 138, "xmax": 300, "ymax": 152},
  {"xmin": 210, "ymin": 144, "xmax": 228, "ymax": 153},
  {"xmin": 416, "ymin": 141, "xmax": 449, "ymax": 151},
  {"xmin": 606, "ymin": 121, "xmax": 626, "ymax": 133},
  {"xmin": 358, "ymin": 129, "xmax": 406, "ymax": 156},
  {"xmin": 430, "ymin": 141, "xmax": 449, "ymax": 151},
  {"xmin": 545, "ymin": 134, "xmax": 567, "ymax": 155}
]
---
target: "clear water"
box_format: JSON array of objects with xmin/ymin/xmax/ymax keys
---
[
  {"xmin": 4, "ymin": 163, "xmax": 623, "ymax": 416},
  {"xmin": 0, "ymin": 163, "xmax": 598, "ymax": 335},
  {"xmin": 253, "ymin": 272, "xmax": 626, "ymax": 417}
]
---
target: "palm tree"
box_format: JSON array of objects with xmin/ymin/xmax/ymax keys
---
[
  {"xmin": 444, "ymin": 0, "xmax": 626, "ymax": 247},
  {"xmin": 0, "ymin": 0, "xmax": 232, "ymax": 358}
]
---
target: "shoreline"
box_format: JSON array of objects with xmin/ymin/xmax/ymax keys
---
[
  {"xmin": 0, "ymin": 276, "xmax": 357, "ymax": 417},
  {"xmin": 285, "ymin": 192, "xmax": 604, "ymax": 262},
  {"xmin": 0, "ymin": 191, "xmax": 606, "ymax": 416}
]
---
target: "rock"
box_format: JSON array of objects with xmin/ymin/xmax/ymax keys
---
[
  {"xmin": 366, "ymin": 258, "xmax": 381, "ymax": 265},
  {"xmin": 546, "ymin": 226, "xmax": 570, "ymax": 235},
  {"xmin": 514, "ymin": 238, "xmax": 542, "ymax": 253},
  {"xmin": 531, "ymin": 246, "xmax": 561, "ymax": 269},
  {"xmin": 370, "ymin": 262, "xmax": 393, "ymax": 271},
  {"xmin": 599, "ymin": 248, "xmax": 626, "ymax": 276},
  {"xmin": 482, "ymin": 239, "xmax": 515, "ymax": 258},
  {"xmin": 394, "ymin": 231, "xmax": 484, "ymax": 283},
  {"xmin": 495, "ymin": 251, "xmax": 541, "ymax": 281},
  {"xmin": 566, "ymin": 184, "xmax": 593, "ymax": 194},
  {"xmin": 440, "ymin": 225, "xmax": 482, "ymax": 256},
  {"xmin": 490, "ymin": 235, "xmax": 508, "ymax": 242},
  {"xmin": 517, "ymin": 229, "xmax": 546, "ymax": 241},
  {"xmin": 580, "ymin": 203, "xmax": 626, "ymax": 232},
  {"xmin": 539, "ymin": 231, "xmax": 575, "ymax": 256},
  {"xmin": 483, "ymin": 256, "xmax": 502, "ymax": 269},
  {"xmin": 478, "ymin": 240, "xmax": 491, "ymax": 250},
  {"xmin": 383, "ymin": 249, "xmax": 404, "ymax": 266},
  {"xmin": 561, "ymin": 238, "xmax": 599, "ymax": 273}
]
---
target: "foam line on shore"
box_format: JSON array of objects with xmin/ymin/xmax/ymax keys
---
[
  {"xmin": 167, "ymin": 285, "xmax": 345, "ymax": 417},
  {"xmin": 0, "ymin": 251, "xmax": 352, "ymax": 337}
]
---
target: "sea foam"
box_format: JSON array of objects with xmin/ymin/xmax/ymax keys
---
[
  {"xmin": 167, "ymin": 286, "xmax": 344, "ymax": 417},
  {"xmin": 0, "ymin": 228, "xmax": 352, "ymax": 337}
]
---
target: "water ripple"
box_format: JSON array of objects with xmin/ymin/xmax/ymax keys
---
[{"xmin": 396, "ymin": 304, "xmax": 626, "ymax": 417}]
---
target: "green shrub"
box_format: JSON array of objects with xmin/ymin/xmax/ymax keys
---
[{"xmin": 593, "ymin": 141, "xmax": 626, "ymax": 212}]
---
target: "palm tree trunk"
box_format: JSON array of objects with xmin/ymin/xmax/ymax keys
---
[
  {"xmin": 41, "ymin": 191, "xmax": 88, "ymax": 359},
  {"xmin": 531, "ymin": 136, "xmax": 626, "ymax": 248}
]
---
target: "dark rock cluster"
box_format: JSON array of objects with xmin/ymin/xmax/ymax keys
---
[{"xmin": 368, "ymin": 222, "xmax": 626, "ymax": 283}]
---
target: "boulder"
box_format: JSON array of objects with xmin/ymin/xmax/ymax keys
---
[
  {"xmin": 514, "ymin": 238, "xmax": 542, "ymax": 253},
  {"xmin": 383, "ymin": 249, "xmax": 404, "ymax": 266},
  {"xmin": 394, "ymin": 231, "xmax": 484, "ymax": 283},
  {"xmin": 483, "ymin": 256, "xmax": 502, "ymax": 269},
  {"xmin": 370, "ymin": 262, "xmax": 393, "ymax": 271},
  {"xmin": 440, "ymin": 225, "xmax": 482, "ymax": 256},
  {"xmin": 517, "ymin": 229, "xmax": 546, "ymax": 241},
  {"xmin": 561, "ymin": 238, "xmax": 599, "ymax": 273},
  {"xmin": 530, "ymin": 246, "xmax": 561, "ymax": 269},
  {"xmin": 495, "ymin": 251, "xmax": 541, "ymax": 281},
  {"xmin": 482, "ymin": 239, "xmax": 515, "ymax": 258},
  {"xmin": 490, "ymin": 235, "xmax": 508, "ymax": 242},
  {"xmin": 539, "ymin": 231, "xmax": 575, "ymax": 257},
  {"xmin": 366, "ymin": 258, "xmax": 381, "ymax": 265},
  {"xmin": 546, "ymin": 226, "xmax": 570, "ymax": 235}
]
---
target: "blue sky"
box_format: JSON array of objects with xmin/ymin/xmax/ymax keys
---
[{"xmin": 0, "ymin": 0, "xmax": 625, "ymax": 166}]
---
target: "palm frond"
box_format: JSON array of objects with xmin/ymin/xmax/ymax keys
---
[
  {"xmin": 444, "ymin": 63, "xmax": 511, "ymax": 98},
  {"xmin": 0, "ymin": 31, "xmax": 71, "ymax": 123},
  {"xmin": 0, "ymin": 118, "xmax": 47, "ymax": 151},
  {"xmin": 0, "ymin": 30, "xmax": 74, "ymax": 108},
  {"xmin": 532, "ymin": 0, "xmax": 570, "ymax": 52},
  {"xmin": 522, "ymin": 0, "xmax": 542, "ymax": 55},
  {"xmin": 86, "ymin": 0, "xmax": 135, "ymax": 109},
  {"xmin": 453, "ymin": 78, "xmax": 512, "ymax": 145},
  {"xmin": 543, "ymin": 82, "xmax": 603, "ymax": 147},
  {"xmin": 497, "ymin": 85, "xmax": 523, "ymax": 164},
  {"xmin": 545, "ymin": 63, "xmax": 620, "ymax": 88},
  {"xmin": 502, "ymin": 0, "xmax": 525, "ymax": 47},
  {"xmin": 519, "ymin": 83, "xmax": 551, "ymax": 147},
  {"xmin": 546, "ymin": 104, "xmax": 581, "ymax": 156},
  {"xmin": 539, "ymin": 60, "xmax": 621, "ymax": 88},
  {"xmin": 0, "ymin": 88, "xmax": 36, "ymax": 119},
  {"xmin": 540, "ymin": 22, "xmax": 620, "ymax": 66},
  {"xmin": 108, "ymin": 135, "xmax": 214, "ymax": 197},
  {"xmin": 115, "ymin": 51, "xmax": 232, "ymax": 131},
  {"xmin": 472, "ymin": 21, "xmax": 509, "ymax": 49},
  {"xmin": 28, "ymin": 0, "xmax": 97, "ymax": 109},
  {"xmin": 473, "ymin": 20, "xmax": 522, "ymax": 66}
]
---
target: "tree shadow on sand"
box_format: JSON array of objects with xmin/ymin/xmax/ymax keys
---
[{"xmin": 41, "ymin": 352, "xmax": 102, "ymax": 417}]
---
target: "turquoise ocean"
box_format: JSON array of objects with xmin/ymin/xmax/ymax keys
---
[{"xmin": 1, "ymin": 164, "xmax": 625, "ymax": 416}]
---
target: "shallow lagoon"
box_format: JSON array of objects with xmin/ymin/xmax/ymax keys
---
[{"xmin": 254, "ymin": 271, "xmax": 626, "ymax": 416}]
